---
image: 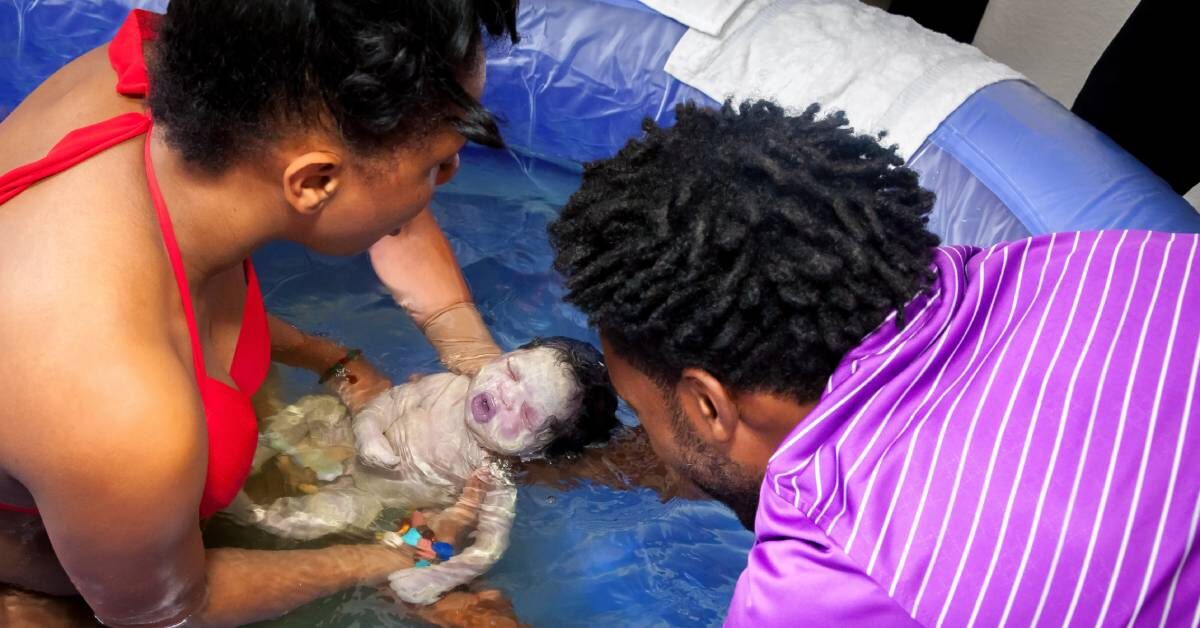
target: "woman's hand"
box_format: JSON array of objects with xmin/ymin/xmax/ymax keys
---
[
  {"xmin": 327, "ymin": 356, "xmax": 392, "ymax": 415},
  {"xmin": 417, "ymin": 303, "xmax": 503, "ymax": 376},
  {"xmin": 268, "ymin": 314, "xmax": 394, "ymax": 414}
]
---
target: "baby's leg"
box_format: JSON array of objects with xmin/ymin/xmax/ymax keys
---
[{"xmin": 248, "ymin": 485, "xmax": 385, "ymax": 541}]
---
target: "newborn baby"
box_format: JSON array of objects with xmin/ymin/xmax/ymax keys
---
[{"xmin": 227, "ymin": 337, "xmax": 618, "ymax": 605}]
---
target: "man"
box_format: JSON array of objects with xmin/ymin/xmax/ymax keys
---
[{"xmin": 548, "ymin": 100, "xmax": 1200, "ymax": 626}]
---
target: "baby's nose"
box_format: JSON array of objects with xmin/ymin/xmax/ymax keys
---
[{"xmin": 499, "ymin": 383, "xmax": 516, "ymax": 409}]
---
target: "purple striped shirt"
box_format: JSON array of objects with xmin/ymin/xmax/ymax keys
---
[{"xmin": 727, "ymin": 231, "xmax": 1200, "ymax": 627}]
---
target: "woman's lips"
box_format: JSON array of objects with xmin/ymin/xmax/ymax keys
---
[{"xmin": 471, "ymin": 392, "xmax": 498, "ymax": 423}]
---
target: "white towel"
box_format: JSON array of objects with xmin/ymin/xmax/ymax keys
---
[
  {"xmin": 637, "ymin": 0, "xmax": 750, "ymax": 36},
  {"xmin": 663, "ymin": 0, "xmax": 1024, "ymax": 160}
]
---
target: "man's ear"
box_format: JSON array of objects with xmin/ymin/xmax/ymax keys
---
[
  {"xmin": 283, "ymin": 151, "xmax": 343, "ymax": 215},
  {"xmin": 675, "ymin": 368, "xmax": 739, "ymax": 444}
]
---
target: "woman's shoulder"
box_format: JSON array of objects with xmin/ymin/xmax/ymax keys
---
[
  {"xmin": 0, "ymin": 239, "xmax": 203, "ymax": 482},
  {"xmin": 0, "ymin": 46, "xmax": 135, "ymax": 174},
  {"xmin": 0, "ymin": 202, "xmax": 173, "ymax": 357}
]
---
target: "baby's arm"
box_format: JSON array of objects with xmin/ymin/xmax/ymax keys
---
[
  {"xmin": 354, "ymin": 386, "xmax": 408, "ymax": 469},
  {"xmin": 385, "ymin": 466, "xmax": 517, "ymax": 605}
]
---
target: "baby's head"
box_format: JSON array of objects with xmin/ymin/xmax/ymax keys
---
[{"xmin": 465, "ymin": 337, "xmax": 619, "ymax": 458}]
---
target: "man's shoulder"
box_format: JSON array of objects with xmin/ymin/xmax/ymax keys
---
[{"xmin": 728, "ymin": 487, "xmax": 920, "ymax": 627}]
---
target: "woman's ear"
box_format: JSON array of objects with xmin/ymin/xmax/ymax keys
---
[{"xmin": 283, "ymin": 151, "xmax": 343, "ymax": 215}]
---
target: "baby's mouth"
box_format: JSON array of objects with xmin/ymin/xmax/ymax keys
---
[{"xmin": 471, "ymin": 392, "xmax": 498, "ymax": 423}]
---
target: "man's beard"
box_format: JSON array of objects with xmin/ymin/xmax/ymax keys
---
[{"xmin": 669, "ymin": 403, "xmax": 763, "ymax": 531}]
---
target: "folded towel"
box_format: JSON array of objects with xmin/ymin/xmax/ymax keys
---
[
  {"xmin": 663, "ymin": 0, "xmax": 1024, "ymax": 159},
  {"xmin": 637, "ymin": 0, "xmax": 749, "ymax": 36}
]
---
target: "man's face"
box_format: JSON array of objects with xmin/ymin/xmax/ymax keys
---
[{"xmin": 600, "ymin": 336, "xmax": 762, "ymax": 530}]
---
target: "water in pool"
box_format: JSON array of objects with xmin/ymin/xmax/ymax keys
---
[{"xmin": 204, "ymin": 145, "xmax": 754, "ymax": 626}]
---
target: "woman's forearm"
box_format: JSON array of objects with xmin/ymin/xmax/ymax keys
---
[
  {"xmin": 367, "ymin": 211, "xmax": 502, "ymax": 375},
  {"xmin": 193, "ymin": 544, "xmax": 412, "ymax": 627},
  {"xmin": 268, "ymin": 315, "xmax": 345, "ymax": 373},
  {"xmin": 267, "ymin": 315, "xmax": 390, "ymax": 412},
  {"xmin": 368, "ymin": 209, "xmax": 473, "ymax": 326}
]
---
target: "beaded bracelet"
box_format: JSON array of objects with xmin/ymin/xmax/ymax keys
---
[
  {"xmin": 318, "ymin": 348, "xmax": 363, "ymax": 385},
  {"xmin": 376, "ymin": 512, "xmax": 456, "ymax": 566}
]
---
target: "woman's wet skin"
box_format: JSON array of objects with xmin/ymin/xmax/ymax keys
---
[{"xmin": 0, "ymin": 16, "xmax": 495, "ymax": 626}]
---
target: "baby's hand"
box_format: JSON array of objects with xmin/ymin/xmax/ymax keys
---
[
  {"xmin": 358, "ymin": 433, "xmax": 404, "ymax": 469},
  {"xmin": 354, "ymin": 387, "xmax": 405, "ymax": 468}
]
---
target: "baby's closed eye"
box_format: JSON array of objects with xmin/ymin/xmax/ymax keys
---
[{"xmin": 520, "ymin": 403, "xmax": 538, "ymax": 428}]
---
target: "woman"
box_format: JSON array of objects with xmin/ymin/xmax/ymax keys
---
[{"xmin": 0, "ymin": 0, "xmax": 515, "ymax": 624}]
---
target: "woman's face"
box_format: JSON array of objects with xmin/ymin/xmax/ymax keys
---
[
  {"xmin": 465, "ymin": 348, "xmax": 584, "ymax": 456},
  {"xmin": 295, "ymin": 60, "xmax": 483, "ymax": 256}
]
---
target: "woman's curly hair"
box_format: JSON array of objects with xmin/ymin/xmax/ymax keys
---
[
  {"xmin": 148, "ymin": 0, "xmax": 518, "ymax": 171},
  {"xmin": 549, "ymin": 100, "xmax": 940, "ymax": 402}
]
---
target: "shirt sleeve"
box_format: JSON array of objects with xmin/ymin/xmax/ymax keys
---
[{"xmin": 724, "ymin": 488, "xmax": 921, "ymax": 627}]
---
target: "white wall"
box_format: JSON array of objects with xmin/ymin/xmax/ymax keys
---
[
  {"xmin": 973, "ymin": 0, "xmax": 1139, "ymax": 107},
  {"xmin": 973, "ymin": 0, "xmax": 1197, "ymax": 212}
]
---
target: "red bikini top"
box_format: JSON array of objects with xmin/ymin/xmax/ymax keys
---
[{"xmin": 0, "ymin": 10, "xmax": 270, "ymax": 519}]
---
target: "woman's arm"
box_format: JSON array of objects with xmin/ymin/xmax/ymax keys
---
[
  {"xmin": 368, "ymin": 208, "xmax": 502, "ymax": 375},
  {"xmin": 15, "ymin": 349, "xmax": 416, "ymax": 627},
  {"xmin": 368, "ymin": 208, "xmax": 473, "ymax": 324},
  {"xmin": 272, "ymin": 208, "xmax": 500, "ymax": 388},
  {"xmin": 268, "ymin": 315, "xmax": 390, "ymax": 414},
  {"xmin": 268, "ymin": 314, "xmax": 348, "ymax": 374}
]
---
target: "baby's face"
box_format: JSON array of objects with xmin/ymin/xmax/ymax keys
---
[{"xmin": 465, "ymin": 347, "xmax": 582, "ymax": 456}]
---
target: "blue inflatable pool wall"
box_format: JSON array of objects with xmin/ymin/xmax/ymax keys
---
[
  {"xmin": 479, "ymin": 0, "xmax": 1200, "ymax": 243},
  {"xmin": 3, "ymin": 1, "xmax": 1198, "ymax": 625},
  {"xmin": 4, "ymin": 0, "xmax": 1196, "ymax": 243}
]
